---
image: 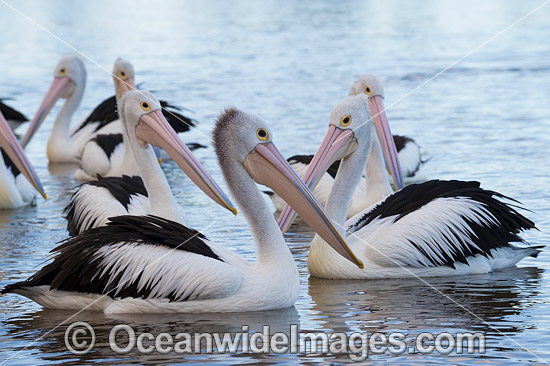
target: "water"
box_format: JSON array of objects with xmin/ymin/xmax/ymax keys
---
[{"xmin": 0, "ymin": 0, "xmax": 549, "ymax": 364}]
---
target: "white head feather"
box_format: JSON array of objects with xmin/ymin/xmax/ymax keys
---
[
  {"xmin": 329, "ymin": 93, "xmax": 373, "ymax": 148},
  {"xmin": 53, "ymin": 55, "xmax": 86, "ymax": 98},
  {"xmin": 119, "ymin": 90, "xmax": 160, "ymax": 143},
  {"xmin": 348, "ymin": 73, "xmax": 384, "ymax": 97}
]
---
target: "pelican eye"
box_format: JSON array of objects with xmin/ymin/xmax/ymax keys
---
[
  {"xmin": 256, "ymin": 128, "xmax": 269, "ymax": 141},
  {"xmin": 59, "ymin": 68, "xmax": 66, "ymax": 75},
  {"xmin": 364, "ymin": 86, "xmax": 372, "ymax": 95},
  {"xmin": 340, "ymin": 115, "xmax": 352, "ymax": 127},
  {"xmin": 120, "ymin": 71, "xmax": 126, "ymax": 78},
  {"xmin": 140, "ymin": 101, "xmax": 151, "ymax": 111}
]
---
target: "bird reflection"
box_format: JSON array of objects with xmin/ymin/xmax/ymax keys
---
[
  {"xmin": 2, "ymin": 306, "xmax": 300, "ymax": 364},
  {"xmin": 307, "ymin": 266, "xmax": 542, "ymax": 337}
]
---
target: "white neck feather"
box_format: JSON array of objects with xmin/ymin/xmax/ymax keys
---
[
  {"xmin": 119, "ymin": 127, "xmax": 140, "ymax": 176},
  {"xmin": 309, "ymin": 137, "xmax": 372, "ymax": 273},
  {"xmin": 47, "ymin": 83, "xmax": 85, "ymax": 161},
  {"xmin": 309, "ymin": 131, "xmax": 373, "ymax": 273},
  {"xmin": 325, "ymin": 139, "xmax": 372, "ymax": 228},
  {"xmin": 365, "ymin": 134, "xmax": 393, "ymax": 205},
  {"xmin": 222, "ymin": 157, "xmax": 294, "ymax": 268}
]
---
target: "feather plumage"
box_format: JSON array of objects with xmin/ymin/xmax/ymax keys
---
[{"xmin": 2, "ymin": 215, "xmax": 231, "ymax": 302}]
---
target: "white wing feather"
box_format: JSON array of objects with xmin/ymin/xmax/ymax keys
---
[
  {"xmin": 352, "ymin": 197, "xmax": 498, "ymax": 268},
  {"xmin": 94, "ymin": 242, "xmax": 243, "ymax": 301}
]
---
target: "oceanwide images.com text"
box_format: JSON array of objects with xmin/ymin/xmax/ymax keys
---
[{"xmin": 65, "ymin": 322, "xmax": 485, "ymax": 361}]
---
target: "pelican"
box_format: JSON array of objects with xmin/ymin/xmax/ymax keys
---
[
  {"xmin": 21, "ymin": 56, "xmax": 196, "ymax": 172},
  {"xmin": 268, "ymin": 74, "xmax": 408, "ymax": 219},
  {"xmin": 74, "ymin": 58, "xmax": 198, "ymax": 181},
  {"xmin": 348, "ymin": 74, "xmax": 429, "ymax": 183},
  {"xmin": 64, "ymin": 90, "xmax": 235, "ymax": 236},
  {"xmin": 72, "ymin": 57, "xmax": 139, "ymax": 181},
  {"xmin": 0, "ymin": 100, "xmax": 28, "ymax": 132},
  {"xmin": 278, "ymin": 94, "xmax": 540, "ymax": 279},
  {"xmin": 0, "ymin": 109, "xmax": 46, "ymax": 209},
  {"xmin": 22, "ymin": 55, "xmax": 90, "ymax": 162},
  {"xmin": 2, "ymin": 107, "xmax": 362, "ymax": 313}
]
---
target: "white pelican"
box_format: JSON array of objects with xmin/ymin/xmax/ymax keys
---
[
  {"xmin": 2, "ymin": 107, "xmax": 362, "ymax": 313},
  {"xmin": 268, "ymin": 74, "xmax": 407, "ymax": 219},
  {"xmin": 0, "ymin": 100, "xmax": 28, "ymax": 132},
  {"xmin": 278, "ymin": 94, "xmax": 540, "ymax": 279},
  {"xmin": 0, "ymin": 109, "xmax": 46, "ymax": 209},
  {"xmin": 64, "ymin": 90, "xmax": 235, "ymax": 236},
  {"xmin": 21, "ymin": 56, "xmax": 196, "ymax": 174}
]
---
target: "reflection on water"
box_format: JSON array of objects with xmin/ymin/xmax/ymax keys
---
[
  {"xmin": 307, "ymin": 267, "xmax": 545, "ymax": 363},
  {"xmin": 1, "ymin": 0, "xmax": 549, "ymax": 364},
  {"xmin": 308, "ymin": 267, "xmax": 542, "ymax": 334},
  {"xmin": 3, "ymin": 308, "xmax": 301, "ymax": 365}
]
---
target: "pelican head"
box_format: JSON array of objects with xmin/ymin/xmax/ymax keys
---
[
  {"xmin": 22, "ymin": 55, "xmax": 86, "ymax": 147},
  {"xmin": 349, "ymin": 73, "xmax": 403, "ymax": 189},
  {"xmin": 212, "ymin": 107, "xmax": 363, "ymax": 269},
  {"xmin": 277, "ymin": 94, "xmax": 402, "ymax": 233},
  {"xmin": 0, "ymin": 110, "xmax": 46, "ymax": 199},
  {"xmin": 348, "ymin": 73, "xmax": 385, "ymax": 97},
  {"xmin": 113, "ymin": 57, "xmax": 136, "ymax": 101},
  {"xmin": 119, "ymin": 90, "xmax": 236, "ymax": 214}
]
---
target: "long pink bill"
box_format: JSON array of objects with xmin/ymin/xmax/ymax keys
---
[
  {"xmin": 22, "ymin": 76, "xmax": 74, "ymax": 148},
  {"xmin": 277, "ymin": 125, "xmax": 356, "ymax": 234},
  {"xmin": 368, "ymin": 95, "xmax": 404, "ymax": 190},
  {"xmin": 0, "ymin": 111, "xmax": 46, "ymax": 199},
  {"xmin": 245, "ymin": 142, "xmax": 363, "ymax": 269},
  {"xmin": 114, "ymin": 76, "xmax": 135, "ymax": 101},
  {"xmin": 136, "ymin": 110, "xmax": 237, "ymax": 215}
]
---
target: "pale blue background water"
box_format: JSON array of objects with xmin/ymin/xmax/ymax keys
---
[{"xmin": 0, "ymin": 0, "xmax": 549, "ymax": 364}]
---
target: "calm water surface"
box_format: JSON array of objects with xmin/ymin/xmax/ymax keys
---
[{"xmin": 0, "ymin": 0, "xmax": 549, "ymax": 364}]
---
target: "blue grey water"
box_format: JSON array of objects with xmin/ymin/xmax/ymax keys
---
[{"xmin": 0, "ymin": 0, "xmax": 549, "ymax": 364}]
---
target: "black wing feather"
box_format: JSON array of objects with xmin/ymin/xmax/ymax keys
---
[
  {"xmin": 392, "ymin": 135, "xmax": 414, "ymax": 152},
  {"xmin": 2, "ymin": 215, "xmax": 221, "ymax": 301},
  {"xmin": 89, "ymin": 133, "xmax": 123, "ymax": 158},
  {"xmin": 71, "ymin": 96, "xmax": 119, "ymax": 136},
  {"xmin": 0, "ymin": 100, "xmax": 28, "ymax": 122},
  {"xmin": 64, "ymin": 175, "xmax": 148, "ymax": 236},
  {"xmin": 160, "ymin": 100, "xmax": 196, "ymax": 133},
  {"xmin": 348, "ymin": 180, "xmax": 537, "ymax": 268}
]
